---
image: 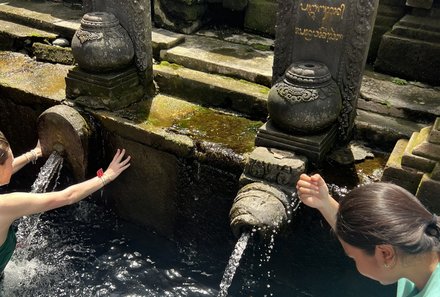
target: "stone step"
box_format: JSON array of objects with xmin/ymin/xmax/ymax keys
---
[
  {"xmin": 359, "ymin": 69, "xmax": 440, "ymax": 124},
  {"xmin": 0, "ymin": 0, "xmax": 186, "ymax": 56},
  {"xmin": 160, "ymin": 35, "xmax": 273, "ymax": 87},
  {"xmin": 153, "ymin": 62, "xmax": 269, "ymax": 121},
  {"xmin": 0, "ymin": 0, "xmax": 82, "ymax": 39},
  {"xmin": 354, "ymin": 109, "xmax": 427, "ymax": 150},
  {"xmin": 0, "ymin": 19, "xmax": 57, "ymax": 50}
]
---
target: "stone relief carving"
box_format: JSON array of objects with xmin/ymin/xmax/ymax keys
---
[{"xmin": 336, "ymin": 0, "xmax": 376, "ymax": 141}]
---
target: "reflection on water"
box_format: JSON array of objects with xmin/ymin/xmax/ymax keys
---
[
  {"xmin": 1, "ymin": 198, "xmax": 395, "ymax": 297},
  {"xmin": 2, "ymin": 152, "xmax": 395, "ymax": 297}
]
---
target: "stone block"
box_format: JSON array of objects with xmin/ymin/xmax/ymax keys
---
[
  {"xmin": 244, "ymin": 0, "xmax": 277, "ymax": 37},
  {"xmin": 154, "ymin": 0, "xmax": 206, "ymax": 34},
  {"xmin": 374, "ymin": 15, "xmax": 440, "ymax": 85},
  {"xmin": 402, "ymin": 153, "xmax": 437, "ymax": 173},
  {"xmin": 401, "ymin": 128, "xmax": 437, "ymax": 172},
  {"xmin": 32, "ymin": 42, "xmax": 75, "ymax": 65},
  {"xmin": 412, "ymin": 141, "xmax": 440, "ymax": 162},
  {"xmin": 406, "ymin": 0, "xmax": 433, "ymax": 9},
  {"xmin": 416, "ymin": 174, "xmax": 440, "ymax": 213},
  {"xmin": 65, "ymin": 66, "xmax": 145, "ymax": 111},
  {"xmin": 429, "ymin": 118, "xmax": 440, "ymax": 144},
  {"xmin": 430, "ymin": 162, "xmax": 440, "ymax": 181},
  {"xmin": 223, "ymin": 0, "xmax": 248, "ymax": 11},
  {"xmin": 240, "ymin": 146, "xmax": 307, "ymax": 194},
  {"xmin": 255, "ymin": 121, "xmax": 337, "ymax": 166},
  {"xmin": 381, "ymin": 139, "xmax": 424, "ymax": 194}
]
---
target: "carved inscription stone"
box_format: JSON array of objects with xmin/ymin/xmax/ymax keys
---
[{"xmin": 273, "ymin": 0, "xmax": 379, "ymax": 141}]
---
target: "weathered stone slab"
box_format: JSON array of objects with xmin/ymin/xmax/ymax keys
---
[
  {"xmin": 244, "ymin": 0, "xmax": 277, "ymax": 37},
  {"xmin": 153, "ymin": 62, "xmax": 269, "ymax": 120},
  {"xmin": 354, "ymin": 109, "xmax": 426, "ymax": 149},
  {"xmin": 160, "ymin": 35, "xmax": 273, "ymax": 86},
  {"xmin": 430, "ymin": 162, "xmax": 440, "ymax": 181},
  {"xmin": 381, "ymin": 138, "xmax": 424, "ymax": 194},
  {"xmin": 429, "ymin": 118, "xmax": 440, "ymax": 144},
  {"xmin": 240, "ymin": 146, "xmax": 307, "ymax": 193},
  {"xmin": 406, "ymin": 0, "xmax": 433, "ymax": 9},
  {"xmin": 0, "ymin": 51, "xmax": 69, "ymax": 102},
  {"xmin": 32, "ymin": 42, "xmax": 75, "ymax": 65},
  {"xmin": 0, "ymin": 19, "xmax": 57, "ymax": 39},
  {"xmin": 374, "ymin": 14, "xmax": 440, "ymax": 85},
  {"xmin": 358, "ymin": 70, "xmax": 440, "ymax": 123},
  {"xmin": 196, "ymin": 28, "xmax": 274, "ymax": 51},
  {"xmin": 417, "ymin": 174, "xmax": 440, "ymax": 213},
  {"xmin": 412, "ymin": 140, "xmax": 440, "ymax": 162},
  {"xmin": 152, "ymin": 28, "xmax": 185, "ymax": 60},
  {"xmin": 0, "ymin": 0, "xmax": 83, "ymax": 38}
]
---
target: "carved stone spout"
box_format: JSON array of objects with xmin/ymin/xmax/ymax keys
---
[
  {"xmin": 37, "ymin": 105, "xmax": 92, "ymax": 181},
  {"xmin": 230, "ymin": 182, "xmax": 294, "ymax": 238},
  {"xmin": 229, "ymin": 147, "xmax": 306, "ymax": 238}
]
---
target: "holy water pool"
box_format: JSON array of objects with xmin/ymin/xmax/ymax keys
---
[{"xmin": 2, "ymin": 163, "xmax": 395, "ymax": 296}]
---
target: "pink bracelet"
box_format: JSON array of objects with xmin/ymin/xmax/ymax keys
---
[{"xmin": 97, "ymin": 168, "xmax": 107, "ymax": 187}]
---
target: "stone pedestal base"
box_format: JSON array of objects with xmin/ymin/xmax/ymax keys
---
[
  {"xmin": 255, "ymin": 120, "xmax": 338, "ymax": 165},
  {"xmin": 65, "ymin": 66, "xmax": 144, "ymax": 110}
]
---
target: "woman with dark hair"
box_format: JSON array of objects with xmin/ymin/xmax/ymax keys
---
[
  {"xmin": 0, "ymin": 131, "xmax": 131, "ymax": 276},
  {"xmin": 296, "ymin": 173, "xmax": 440, "ymax": 297}
]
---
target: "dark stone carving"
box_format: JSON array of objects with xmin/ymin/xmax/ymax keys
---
[
  {"xmin": 83, "ymin": 0, "xmax": 153, "ymax": 86},
  {"xmin": 267, "ymin": 61, "xmax": 342, "ymax": 134},
  {"xmin": 229, "ymin": 182, "xmax": 293, "ymax": 238},
  {"xmin": 38, "ymin": 105, "xmax": 91, "ymax": 181},
  {"xmin": 243, "ymin": 147, "xmax": 307, "ymax": 189},
  {"xmin": 273, "ymin": 0, "xmax": 379, "ymax": 141},
  {"xmin": 71, "ymin": 12, "xmax": 134, "ymax": 73},
  {"xmin": 229, "ymin": 147, "xmax": 306, "ymax": 237}
]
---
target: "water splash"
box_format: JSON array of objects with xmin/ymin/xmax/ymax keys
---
[
  {"xmin": 30, "ymin": 151, "xmax": 64, "ymax": 193},
  {"xmin": 217, "ymin": 232, "xmax": 250, "ymax": 297},
  {"xmin": 15, "ymin": 151, "xmax": 64, "ymax": 259}
]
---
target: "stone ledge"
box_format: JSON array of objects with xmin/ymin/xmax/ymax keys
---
[
  {"xmin": 160, "ymin": 35, "xmax": 273, "ymax": 87},
  {"xmin": 153, "ymin": 62, "xmax": 269, "ymax": 121}
]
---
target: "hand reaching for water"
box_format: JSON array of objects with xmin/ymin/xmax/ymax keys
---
[
  {"xmin": 296, "ymin": 173, "xmax": 339, "ymax": 229},
  {"xmin": 296, "ymin": 173, "xmax": 331, "ymax": 210},
  {"xmin": 104, "ymin": 149, "xmax": 131, "ymax": 184}
]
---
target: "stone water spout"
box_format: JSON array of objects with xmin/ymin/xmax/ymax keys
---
[
  {"xmin": 229, "ymin": 147, "xmax": 307, "ymax": 238},
  {"xmin": 37, "ymin": 105, "xmax": 92, "ymax": 181},
  {"xmin": 229, "ymin": 182, "xmax": 294, "ymax": 238}
]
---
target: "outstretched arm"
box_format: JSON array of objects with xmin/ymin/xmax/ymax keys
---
[
  {"xmin": 296, "ymin": 173, "xmax": 339, "ymax": 229},
  {"xmin": 0, "ymin": 148, "xmax": 131, "ymax": 224},
  {"xmin": 12, "ymin": 141, "xmax": 43, "ymax": 174}
]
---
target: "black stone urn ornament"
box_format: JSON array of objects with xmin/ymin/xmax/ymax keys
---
[
  {"xmin": 71, "ymin": 12, "xmax": 134, "ymax": 73},
  {"xmin": 267, "ymin": 61, "xmax": 342, "ymax": 135}
]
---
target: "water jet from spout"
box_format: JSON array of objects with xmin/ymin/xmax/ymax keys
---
[{"xmin": 217, "ymin": 231, "xmax": 251, "ymax": 297}]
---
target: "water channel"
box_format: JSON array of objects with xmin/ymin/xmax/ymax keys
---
[{"xmin": 0, "ymin": 152, "xmax": 396, "ymax": 296}]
